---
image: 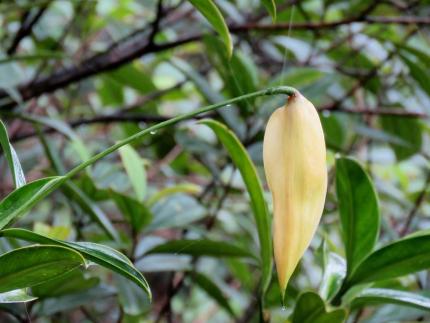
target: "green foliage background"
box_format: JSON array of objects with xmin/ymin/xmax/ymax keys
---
[{"xmin": 0, "ymin": 0, "xmax": 429, "ymax": 322}]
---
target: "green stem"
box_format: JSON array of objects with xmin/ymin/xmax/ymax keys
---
[{"xmin": 64, "ymin": 86, "xmax": 297, "ymax": 179}]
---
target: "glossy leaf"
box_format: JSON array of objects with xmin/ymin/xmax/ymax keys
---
[
  {"xmin": 336, "ymin": 157, "xmax": 380, "ymax": 276},
  {"xmin": 0, "ymin": 245, "xmax": 85, "ymax": 293},
  {"xmin": 119, "ymin": 144, "xmax": 147, "ymax": 202},
  {"xmin": 292, "ymin": 292, "xmax": 346, "ymax": 323},
  {"xmin": 346, "ymin": 233, "xmax": 430, "ymax": 287},
  {"xmin": 188, "ymin": 0, "xmax": 232, "ymax": 57},
  {"xmin": 352, "ymin": 288, "xmax": 430, "ymax": 311},
  {"xmin": 0, "ymin": 289, "xmax": 37, "ymax": 303},
  {"xmin": 0, "ymin": 228, "xmax": 151, "ymax": 300},
  {"xmin": 193, "ymin": 272, "xmax": 235, "ymax": 316},
  {"xmin": 201, "ymin": 119, "xmax": 272, "ymax": 291},
  {"xmin": 0, "ymin": 176, "xmax": 66, "ymax": 230},
  {"xmin": 0, "ymin": 119, "xmax": 25, "ymax": 188},
  {"xmin": 320, "ymin": 252, "xmax": 346, "ymax": 301},
  {"xmin": 146, "ymin": 239, "xmax": 254, "ymax": 259}
]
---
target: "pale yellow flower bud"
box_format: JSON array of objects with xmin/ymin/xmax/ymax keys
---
[{"xmin": 263, "ymin": 92, "xmax": 327, "ymax": 296}]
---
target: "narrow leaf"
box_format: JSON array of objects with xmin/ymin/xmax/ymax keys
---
[
  {"xmin": 336, "ymin": 157, "xmax": 380, "ymax": 276},
  {"xmin": 119, "ymin": 144, "xmax": 147, "ymax": 202},
  {"xmin": 188, "ymin": 0, "xmax": 233, "ymax": 57},
  {"xmin": 261, "ymin": 0, "xmax": 276, "ymax": 21},
  {"xmin": 201, "ymin": 119, "xmax": 272, "ymax": 291},
  {"xmin": 0, "ymin": 176, "xmax": 66, "ymax": 230},
  {"xmin": 0, "ymin": 228, "xmax": 151, "ymax": 300},
  {"xmin": 146, "ymin": 239, "xmax": 254, "ymax": 259},
  {"xmin": 0, "ymin": 245, "xmax": 85, "ymax": 293},
  {"xmin": 0, "ymin": 119, "xmax": 25, "ymax": 188},
  {"xmin": 193, "ymin": 272, "xmax": 235, "ymax": 316}
]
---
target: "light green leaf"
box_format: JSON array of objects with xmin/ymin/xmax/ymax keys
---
[
  {"xmin": 146, "ymin": 239, "xmax": 255, "ymax": 259},
  {"xmin": 0, "ymin": 176, "xmax": 66, "ymax": 230},
  {"xmin": 261, "ymin": 0, "xmax": 276, "ymax": 21},
  {"xmin": 0, "ymin": 119, "xmax": 25, "ymax": 188},
  {"xmin": 0, "ymin": 289, "xmax": 37, "ymax": 303},
  {"xmin": 200, "ymin": 119, "xmax": 272, "ymax": 292},
  {"xmin": 188, "ymin": 0, "xmax": 233, "ymax": 57},
  {"xmin": 320, "ymin": 252, "xmax": 346, "ymax": 301},
  {"xmin": 292, "ymin": 292, "xmax": 346, "ymax": 323},
  {"xmin": 147, "ymin": 183, "xmax": 201, "ymax": 207},
  {"xmin": 119, "ymin": 144, "xmax": 147, "ymax": 202},
  {"xmin": 0, "ymin": 245, "xmax": 85, "ymax": 293},
  {"xmin": 336, "ymin": 157, "xmax": 380, "ymax": 276},
  {"xmin": 352, "ymin": 288, "xmax": 430, "ymax": 311},
  {"xmin": 0, "ymin": 228, "xmax": 151, "ymax": 300}
]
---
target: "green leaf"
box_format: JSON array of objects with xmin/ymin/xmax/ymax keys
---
[
  {"xmin": 400, "ymin": 52, "xmax": 430, "ymax": 97},
  {"xmin": 146, "ymin": 239, "xmax": 255, "ymax": 259},
  {"xmin": 0, "ymin": 176, "xmax": 66, "ymax": 230},
  {"xmin": 200, "ymin": 119, "xmax": 272, "ymax": 292},
  {"xmin": 0, "ymin": 228, "xmax": 151, "ymax": 300},
  {"xmin": 292, "ymin": 292, "xmax": 346, "ymax": 323},
  {"xmin": 0, "ymin": 119, "xmax": 25, "ymax": 188},
  {"xmin": 380, "ymin": 115, "xmax": 422, "ymax": 161},
  {"xmin": 352, "ymin": 288, "xmax": 430, "ymax": 311},
  {"xmin": 320, "ymin": 252, "xmax": 346, "ymax": 301},
  {"xmin": 64, "ymin": 183, "xmax": 120, "ymax": 242},
  {"xmin": 146, "ymin": 183, "xmax": 201, "ymax": 207},
  {"xmin": 0, "ymin": 245, "xmax": 85, "ymax": 293},
  {"xmin": 188, "ymin": 0, "xmax": 233, "ymax": 57},
  {"xmin": 346, "ymin": 233, "xmax": 430, "ymax": 287},
  {"xmin": 119, "ymin": 144, "xmax": 147, "ymax": 202},
  {"xmin": 115, "ymin": 274, "xmax": 150, "ymax": 316},
  {"xmin": 192, "ymin": 272, "xmax": 235, "ymax": 316},
  {"xmin": 32, "ymin": 269, "xmax": 99, "ymax": 298},
  {"xmin": 110, "ymin": 190, "xmax": 152, "ymax": 232},
  {"xmin": 0, "ymin": 289, "xmax": 37, "ymax": 303},
  {"xmin": 335, "ymin": 157, "xmax": 380, "ymax": 276},
  {"xmin": 261, "ymin": 0, "xmax": 276, "ymax": 21}
]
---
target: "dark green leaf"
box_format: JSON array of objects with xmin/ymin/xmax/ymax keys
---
[
  {"xmin": 0, "ymin": 176, "xmax": 66, "ymax": 230},
  {"xmin": 0, "ymin": 245, "xmax": 85, "ymax": 293},
  {"xmin": 201, "ymin": 119, "xmax": 272, "ymax": 291},
  {"xmin": 336, "ymin": 157, "xmax": 380, "ymax": 276},
  {"xmin": 346, "ymin": 233, "xmax": 430, "ymax": 287},
  {"xmin": 146, "ymin": 239, "xmax": 254, "ymax": 259},
  {"xmin": 0, "ymin": 228, "xmax": 151, "ymax": 300},
  {"xmin": 292, "ymin": 292, "xmax": 346, "ymax": 323},
  {"xmin": 261, "ymin": 0, "xmax": 276, "ymax": 21},
  {"xmin": 192, "ymin": 272, "xmax": 235, "ymax": 316}
]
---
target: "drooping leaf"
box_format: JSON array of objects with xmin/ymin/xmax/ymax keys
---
[
  {"xmin": 0, "ymin": 176, "xmax": 66, "ymax": 230},
  {"xmin": 188, "ymin": 0, "xmax": 233, "ymax": 57},
  {"xmin": 0, "ymin": 228, "xmax": 151, "ymax": 300},
  {"xmin": 146, "ymin": 239, "xmax": 255, "ymax": 259},
  {"xmin": 0, "ymin": 245, "xmax": 85, "ymax": 293},
  {"xmin": 0, "ymin": 119, "xmax": 25, "ymax": 188},
  {"xmin": 292, "ymin": 291, "xmax": 346, "ymax": 323},
  {"xmin": 201, "ymin": 119, "xmax": 272, "ymax": 291},
  {"xmin": 336, "ymin": 157, "xmax": 380, "ymax": 276},
  {"xmin": 192, "ymin": 272, "xmax": 235, "ymax": 316}
]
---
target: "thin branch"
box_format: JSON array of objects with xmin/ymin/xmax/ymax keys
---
[{"xmin": 7, "ymin": 4, "xmax": 50, "ymax": 55}]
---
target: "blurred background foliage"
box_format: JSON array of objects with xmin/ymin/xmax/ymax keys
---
[{"xmin": 0, "ymin": 0, "xmax": 429, "ymax": 322}]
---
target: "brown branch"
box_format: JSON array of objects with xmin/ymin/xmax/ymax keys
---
[
  {"xmin": 7, "ymin": 4, "xmax": 50, "ymax": 55},
  {"xmin": 0, "ymin": 14, "xmax": 427, "ymax": 110}
]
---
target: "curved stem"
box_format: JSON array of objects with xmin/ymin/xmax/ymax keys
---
[{"xmin": 64, "ymin": 86, "xmax": 297, "ymax": 180}]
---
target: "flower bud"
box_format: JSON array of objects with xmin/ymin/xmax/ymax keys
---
[{"xmin": 263, "ymin": 92, "xmax": 327, "ymax": 296}]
